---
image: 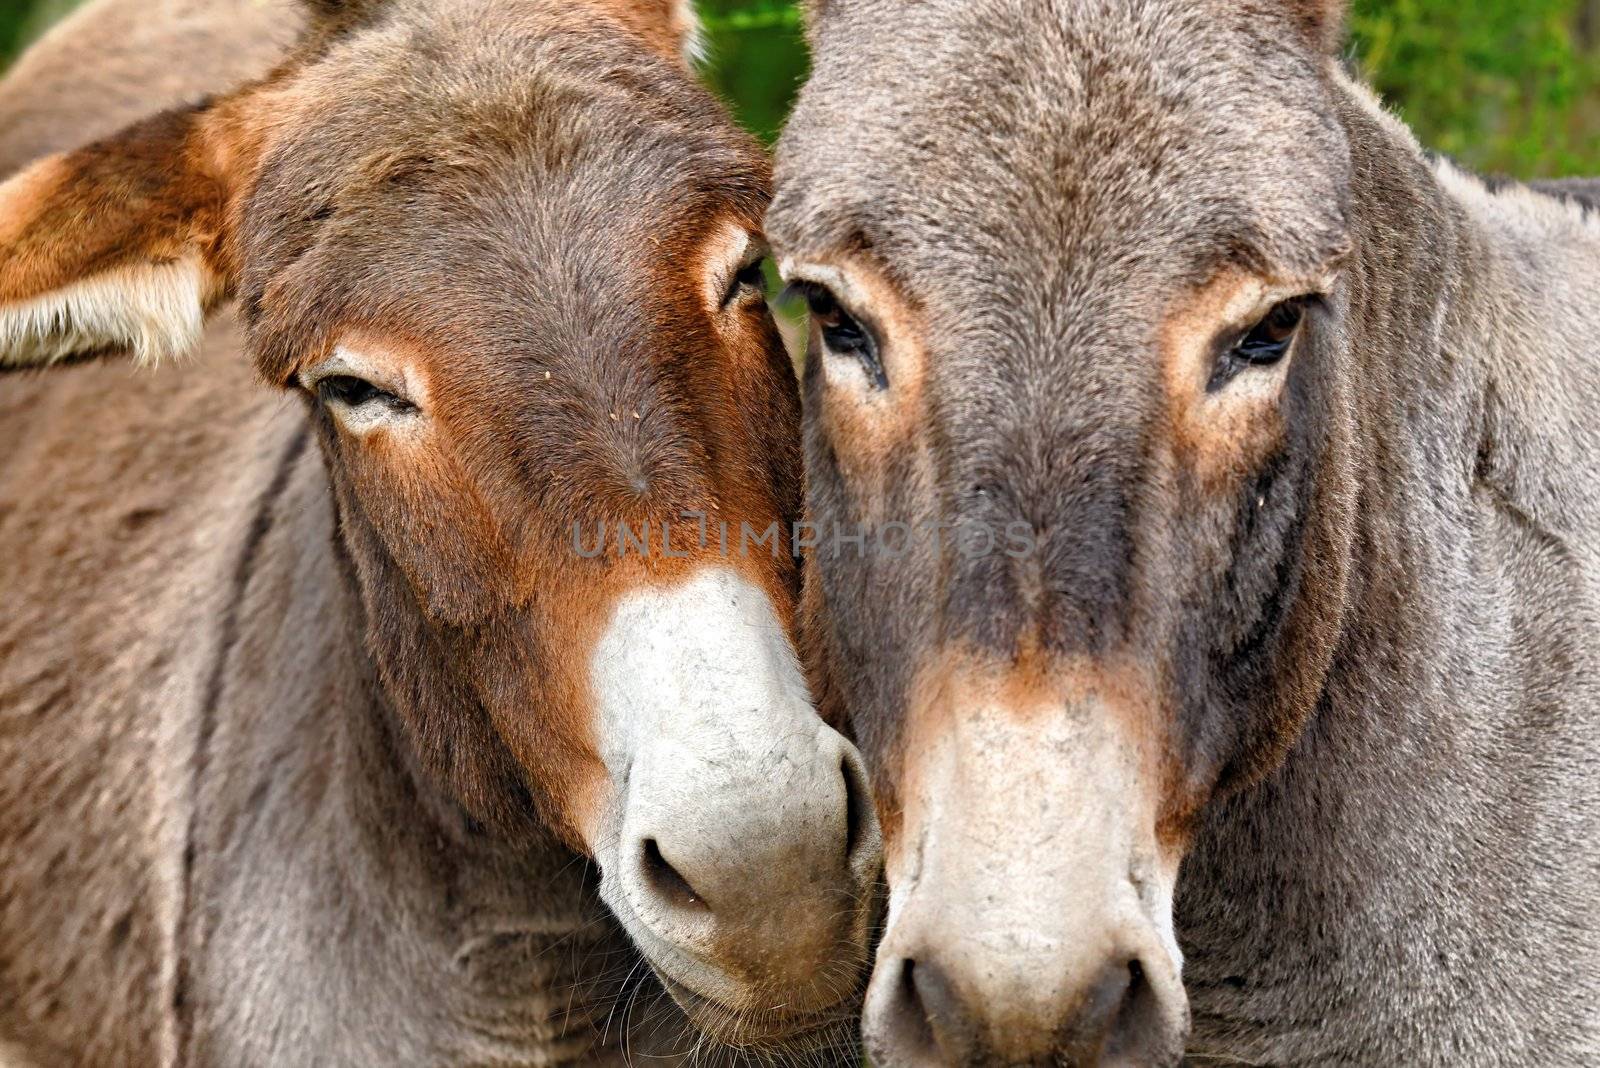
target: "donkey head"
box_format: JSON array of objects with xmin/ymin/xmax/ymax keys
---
[
  {"xmin": 770, "ymin": 0, "xmax": 1357, "ymax": 1062},
  {"xmin": 0, "ymin": 0, "xmax": 879, "ymax": 1051}
]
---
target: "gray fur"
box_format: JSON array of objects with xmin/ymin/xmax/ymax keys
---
[{"xmin": 770, "ymin": 1, "xmax": 1600, "ymax": 1063}]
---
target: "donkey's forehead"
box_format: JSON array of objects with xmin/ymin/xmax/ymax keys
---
[
  {"xmin": 239, "ymin": 0, "xmax": 770, "ymax": 384},
  {"xmin": 796, "ymin": 0, "xmax": 1329, "ymax": 101},
  {"xmin": 771, "ymin": 0, "xmax": 1350, "ymax": 291},
  {"xmin": 272, "ymin": 0, "xmax": 767, "ymax": 203}
]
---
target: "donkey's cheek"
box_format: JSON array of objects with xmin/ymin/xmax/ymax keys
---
[
  {"xmin": 335, "ymin": 433, "xmax": 520, "ymax": 623},
  {"xmin": 1160, "ymin": 271, "xmax": 1296, "ymax": 487}
]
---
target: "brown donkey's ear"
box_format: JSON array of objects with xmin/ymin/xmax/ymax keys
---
[
  {"xmin": 0, "ymin": 103, "xmax": 243, "ymax": 369},
  {"xmin": 602, "ymin": 0, "xmax": 707, "ymax": 68},
  {"xmin": 297, "ymin": 0, "xmax": 389, "ymax": 31}
]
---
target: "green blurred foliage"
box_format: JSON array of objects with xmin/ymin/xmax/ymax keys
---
[
  {"xmin": 0, "ymin": 9, "xmax": 33, "ymax": 61},
  {"xmin": 700, "ymin": 0, "xmax": 808, "ymax": 144},
  {"xmin": 1349, "ymin": 0, "xmax": 1600, "ymax": 175},
  {"xmin": 3, "ymin": 1, "xmax": 1598, "ymax": 176},
  {"xmin": 0, "ymin": 0, "xmax": 71, "ymax": 61}
]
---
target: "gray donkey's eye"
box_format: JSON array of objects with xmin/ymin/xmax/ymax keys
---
[
  {"xmin": 1207, "ymin": 297, "xmax": 1309, "ymax": 392},
  {"xmin": 800, "ymin": 284, "xmax": 887, "ymax": 389},
  {"xmin": 1235, "ymin": 299, "xmax": 1306, "ymax": 363}
]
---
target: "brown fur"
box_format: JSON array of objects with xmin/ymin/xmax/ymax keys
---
[
  {"xmin": 0, "ymin": 106, "xmax": 233, "ymax": 303},
  {"xmin": 802, "ymin": 261, "xmax": 931, "ymax": 505},
  {"xmin": 0, "ymin": 0, "xmax": 301, "ymax": 178},
  {"xmin": 588, "ymin": 0, "xmax": 702, "ymax": 66},
  {"xmin": 1158, "ymin": 270, "xmax": 1297, "ymax": 486}
]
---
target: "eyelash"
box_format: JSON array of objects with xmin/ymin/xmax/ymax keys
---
[
  {"xmin": 723, "ymin": 259, "xmax": 769, "ymax": 308},
  {"xmin": 1207, "ymin": 297, "xmax": 1310, "ymax": 392},
  {"xmin": 316, "ymin": 375, "xmax": 413, "ymax": 412},
  {"xmin": 792, "ymin": 283, "xmax": 887, "ymax": 389}
]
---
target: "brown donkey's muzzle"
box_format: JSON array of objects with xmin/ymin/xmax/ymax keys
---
[
  {"xmin": 586, "ymin": 567, "xmax": 883, "ymax": 1043},
  {"xmin": 863, "ymin": 675, "xmax": 1190, "ymax": 1067}
]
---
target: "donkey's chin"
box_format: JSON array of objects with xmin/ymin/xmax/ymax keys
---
[
  {"xmin": 608, "ymin": 902, "xmax": 868, "ymax": 1055},
  {"xmin": 650, "ymin": 967, "xmax": 865, "ymax": 1055}
]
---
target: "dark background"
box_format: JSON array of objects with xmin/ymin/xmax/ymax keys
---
[{"xmin": 4, "ymin": 0, "xmax": 1599, "ymax": 176}]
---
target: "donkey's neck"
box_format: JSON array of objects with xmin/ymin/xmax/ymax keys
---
[
  {"xmin": 1178, "ymin": 75, "xmax": 1600, "ymax": 1063},
  {"xmin": 179, "ymin": 424, "xmax": 678, "ymax": 1066}
]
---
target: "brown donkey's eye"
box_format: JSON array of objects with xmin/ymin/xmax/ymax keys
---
[
  {"xmin": 797, "ymin": 283, "xmax": 887, "ymax": 389},
  {"xmin": 729, "ymin": 259, "xmax": 769, "ymax": 304},
  {"xmin": 1208, "ymin": 298, "xmax": 1308, "ymax": 391},
  {"xmin": 316, "ymin": 374, "xmax": 412, "ymax": 412}
]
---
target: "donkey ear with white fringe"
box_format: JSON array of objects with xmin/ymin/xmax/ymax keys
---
[
  {"xmin": 620, "ymin": 0, "xmax": 707, "ymax": 69},
  {"xmin": 0, "ymin": 103, "xmax": 237, "ymax": 370}
]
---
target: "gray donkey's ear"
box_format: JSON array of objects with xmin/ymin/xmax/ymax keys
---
[{"xmin": 1289, "ymin": 0, "xmax": 1347, "ymax": 52}]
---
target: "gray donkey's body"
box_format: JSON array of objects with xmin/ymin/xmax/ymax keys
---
[
  {"xmin": 768, "ymin": 0, "xmax": 1600, "ymax": 1061},
  {"xmin": 0, "ymin": 0, "xmax": 300, "ymax": 177},
  {"xmin": 1177, "ymin": 85, "xmax": 1600, "ymax": 1064}
]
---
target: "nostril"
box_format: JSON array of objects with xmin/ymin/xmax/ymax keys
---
[
  {"xmin": 838, "ymin": 748, "xmax": 876, "ymax": 863},
  {"xmin": 874, "ymin": 957, "xmax": 941, "ymax": 1062},
  {"xmin": 1120, "ymin": 959, "xmax": 1148, "ymax": 1027},
  {"xmin": 839, "ymin": 751, "xmax": 876, "ymax": 866},
  {"xmin": 639, "ymin": 838, "xmax": 706, "ymax": 912},
  {"xmin": 1102, "ymin": 958, "xmax": 1168, "ymax": 1062},
  {"xmin": 1082, "ymin": 959, "xmax": 1134, "ymax": 1033}
]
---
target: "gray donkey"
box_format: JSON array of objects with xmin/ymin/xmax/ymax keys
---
[{"xmin": 768, "ymin": 0, "xmax": 1600, "ymax": 1064}]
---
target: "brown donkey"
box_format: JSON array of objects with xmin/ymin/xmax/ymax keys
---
[
  {"xmin": 0, "ymin": 1, "xmax": 880, "ymax": 1063},
  {"xmin": 770, "ymin": 0, "xmax": 1600, "ymax": 1064}
]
